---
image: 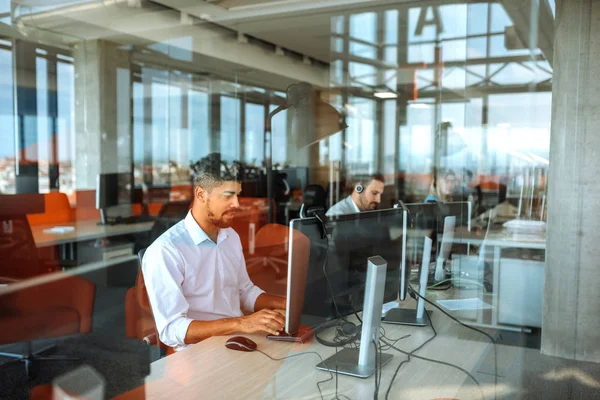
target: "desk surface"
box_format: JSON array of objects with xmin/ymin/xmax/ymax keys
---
[
  {"xmin": 133, "ymin": 302, "xmax": 499, "ymax": 400},
  {"xmin": 32, "ymin": 220, "xmax": 154, "ymax": 247}
]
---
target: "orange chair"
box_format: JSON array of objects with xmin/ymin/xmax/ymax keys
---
[
  {"xmin": 24, "ymin": 192, "xmax": 74, "ymax": 265},
  {"xmin": 0, "ymin": 273, "xmax": 96, "ymax": 378},
  {"xmin": 233, "ymin": 197, "xmax": 269, "ymax": 254},
  {"xmin": 125, "ymin": 249, "xmax": 174, "ymax": 356},
  {"xmin": 246, "ymin": 223, "xmax": 289, "ymax": 279},
  {"xmin": 0, "ymin": 209, "xmax": 95, "ymax": 378},
  {"xmin": 0, "ymin": 215, "xmax": 61, "ymax": 280},
  {"xmin": 26, "ymin": 192, "xmax": 73, "ymax": 226},
  {"xmin": 125, "ymin": 269, "xmax": 155, "ymax": 344}
]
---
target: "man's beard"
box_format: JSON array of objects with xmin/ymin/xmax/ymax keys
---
[
  {"xmin": 207, "ymin": 201, "xmax": 236, "ymax": 228},
  {"xmin": 359, "ymin": 195, "xmax": 378, "ymax": 211}
]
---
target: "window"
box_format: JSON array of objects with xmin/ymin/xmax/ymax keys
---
[
  {"xmin": 220, "ymin": 96, "xmax": 241, "ymax": 161},
  {"xmin": 244, "ymin": 102, "xmax": 265, "ymax": 166},
  {"xmin": 0, "ymin": 42, "xmax": 14, "ymax": 194}
]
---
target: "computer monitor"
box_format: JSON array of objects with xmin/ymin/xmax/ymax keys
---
[
  {"xmin": 327, "ymin": 208, "xmax": 406, "ymax": 313},
  {"xmin": 284, "ymin": 222, "xmax": 314, "ymax": 335},
  {"xmin": 285, "ymin": 217, "xmax": 329, "ymax": 336},
  {"xmin": 96, "ymin": 173, "xmax": 133, "ymax": 224},
  {"xmin": 284, "ymin": 207, "xmax": 407, "ymax": 336}
]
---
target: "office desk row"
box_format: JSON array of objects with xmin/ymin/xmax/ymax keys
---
[
  {"xmin": 117, "ymin": 300, "xmax": 499, "ymax": 400},
  {"xmin": 31, "ymin": 220, "xmax": 155, "ymax": 248}
]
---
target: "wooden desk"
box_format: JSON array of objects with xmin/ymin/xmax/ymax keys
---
[
  {"xmin": 31, "ymin": 220, "xmax": 154, "ymax": 248},
  {"xmin": 127, "ymin": 305, "xmax": 498, "ymax": 400}
]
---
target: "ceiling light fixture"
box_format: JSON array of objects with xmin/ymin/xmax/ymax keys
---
[{"xmin": 373, "ymin": 91, "xmax": 397, "ymax": 99}]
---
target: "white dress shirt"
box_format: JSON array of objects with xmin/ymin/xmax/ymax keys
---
[
  {"xmin": 325, "ymin": 195, "xmax": 361, "ymax": 217},
  {"xmin": 142, "ymin": 211, "xmax": 264, "ymax": 351}
]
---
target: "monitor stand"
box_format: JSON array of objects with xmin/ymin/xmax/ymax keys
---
[
  {"xmin": 383, "ymin": 237, "xmax": 433, "ymax": 327},
  {"xmin": 316, "ymin": 256, "xmax": 393, "ymax": 378}
]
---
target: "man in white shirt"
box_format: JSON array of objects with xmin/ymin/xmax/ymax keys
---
[
  {"xmin": 326, "ymin": 173, "xmax": 385, "ymax": 217},
  {"xmin": 143, "ymin": 155, "xmax": 286, "ymax": 351}
]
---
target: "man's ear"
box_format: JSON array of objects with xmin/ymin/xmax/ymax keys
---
[{"xmin": 195, "ymin": 186, "xmax": 205, "ymax": 202}]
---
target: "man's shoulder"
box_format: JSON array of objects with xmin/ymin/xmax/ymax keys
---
[
  {"xmin": 146, "ymin": 220, "xmax": 188, "ymax": 255},
  {"xmin": 326, "ymin": 196, "xmax": 351, "ymax": 216}
]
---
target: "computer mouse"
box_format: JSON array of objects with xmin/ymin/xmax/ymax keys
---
[{"xmin": 225, "ymin": 336, "xmax": 257, "ymax": 352}]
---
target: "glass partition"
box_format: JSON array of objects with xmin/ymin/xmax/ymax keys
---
[{"xmin": 1, "ymin": 1, "xmax": 597, "ymax": 399}]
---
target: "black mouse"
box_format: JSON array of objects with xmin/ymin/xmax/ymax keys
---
[{"xmin": 225, "ymin": 336, "xmax": 257, "ymax": 352}]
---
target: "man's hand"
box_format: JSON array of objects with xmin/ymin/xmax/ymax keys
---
[{"xmin": 238, "ymin": 309, "xmax": 285, "ymax": 336}]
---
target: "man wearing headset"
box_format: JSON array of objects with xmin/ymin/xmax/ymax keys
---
[{"xmin": 326, "ymin": 173, "xmax": 385, "ymax": 217}]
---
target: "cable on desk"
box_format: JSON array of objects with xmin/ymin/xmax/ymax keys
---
[
  {"xmin": 383, "ymin": 309, "xmax": 438, "ymax": 400},
  {"xmin": 254, "ymin": 348, "xmax": 350, "ymax": 400},
  {"xmin": 372, "ymin": 339, "xmax": 381, "ymax": 400},
  {"xmin": 379, "ymin": 333, "xmax": 411, "ymax": 351},
  {"xmin": 407, "ymin": 282, "xmax": 497, "ymax": 400}
]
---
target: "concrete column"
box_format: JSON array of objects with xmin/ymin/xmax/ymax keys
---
[
  {"xmin": 73, "ymin": 40, "xmax": 131, "ymax": 189},
  {"xmin": 543, "ymin": 0, "xmax": 600, "ymax": 362}
]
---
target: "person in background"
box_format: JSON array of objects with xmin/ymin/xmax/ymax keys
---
[
  {"xmin": 326, "ymin": 173, "xmax": 385, "ymax": 217},
  {"xmin": 425, "ymin": 168, "xmax": 458, "ymax": 203},
  {"xmin": 143, "ymin": 153, "xmax": 286, "ymax": 351}
]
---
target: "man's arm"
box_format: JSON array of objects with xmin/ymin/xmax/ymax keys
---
[
  {"xmin": 183, "ymin": 309, "xmax": 285, "ymax": 344},
  {"xmin": 254, "ymin": 293, "xmax": 286, "ymax": 311}
]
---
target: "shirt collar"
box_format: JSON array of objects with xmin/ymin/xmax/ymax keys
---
[
  {"xmin": 184, "ymin": 211, "xmax": 229, "ymax": 245},
  {"xmin": 348, "ymin": 196, "xmax": 361, "ymax": 213}
]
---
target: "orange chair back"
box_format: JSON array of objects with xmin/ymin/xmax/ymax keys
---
[
  {"xmin": 26, "ymin": 192, "xmax": 73, "ymax": 226},
  {"xmin": 255, "ymin": 223, "xmax": 289, "ymax": 249}
]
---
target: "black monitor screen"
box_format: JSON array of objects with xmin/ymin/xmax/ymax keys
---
[
  {"xmin": 327, "ymin": 208, "xmax": 405, "ymax": 315},
  {"xmin": 290, "ymin": 207, "xmax": 406, "ymax": 328},
  {"xmin": 96, "ymin": 173, "xmax": 133, "ymax": 209},
  {"xmin": 289, "ymin": 217, "xmax": 330, "ymax": 329}
]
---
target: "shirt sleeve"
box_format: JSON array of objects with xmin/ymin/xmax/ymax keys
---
[
  {"xmin": 142, "ymin": 243, "xmax": 193, "ymax": 347},
  {"xmin": 238, "ymin": 253, "xmax": 265, "ymax": 314}
]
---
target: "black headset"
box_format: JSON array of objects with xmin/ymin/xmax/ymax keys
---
[{"xmin": 313, "ymin": 319, "xmax": 361, "ymax": 347}]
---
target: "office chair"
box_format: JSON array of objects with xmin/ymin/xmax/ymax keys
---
[
  {"xmin": 0, "ymin": 214, "xmax": 95, "ymax": 378},
  {"xmin": 125, "ymin": 249, "xmax": 175, "ymax": 356},
  {"xmin": 299, "ymin": 184, "xmax": 326, "ymax": 218},
  {"xmin": 245, "ymin": 223, "xmax": 289, "ymax": 278}
]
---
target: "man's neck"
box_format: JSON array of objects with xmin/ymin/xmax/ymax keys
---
[{"xmin": 191, "ymin": 207, "xmax": 219, "ymax": 243}]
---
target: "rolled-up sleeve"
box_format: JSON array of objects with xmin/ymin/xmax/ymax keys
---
[
  {"xmin": 238, "ymin": 256, "xmax": 265, "ymax": 313},
  {"xmin": 142, "ymin": 243, "xmax": 193, "ymax": 347}
]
